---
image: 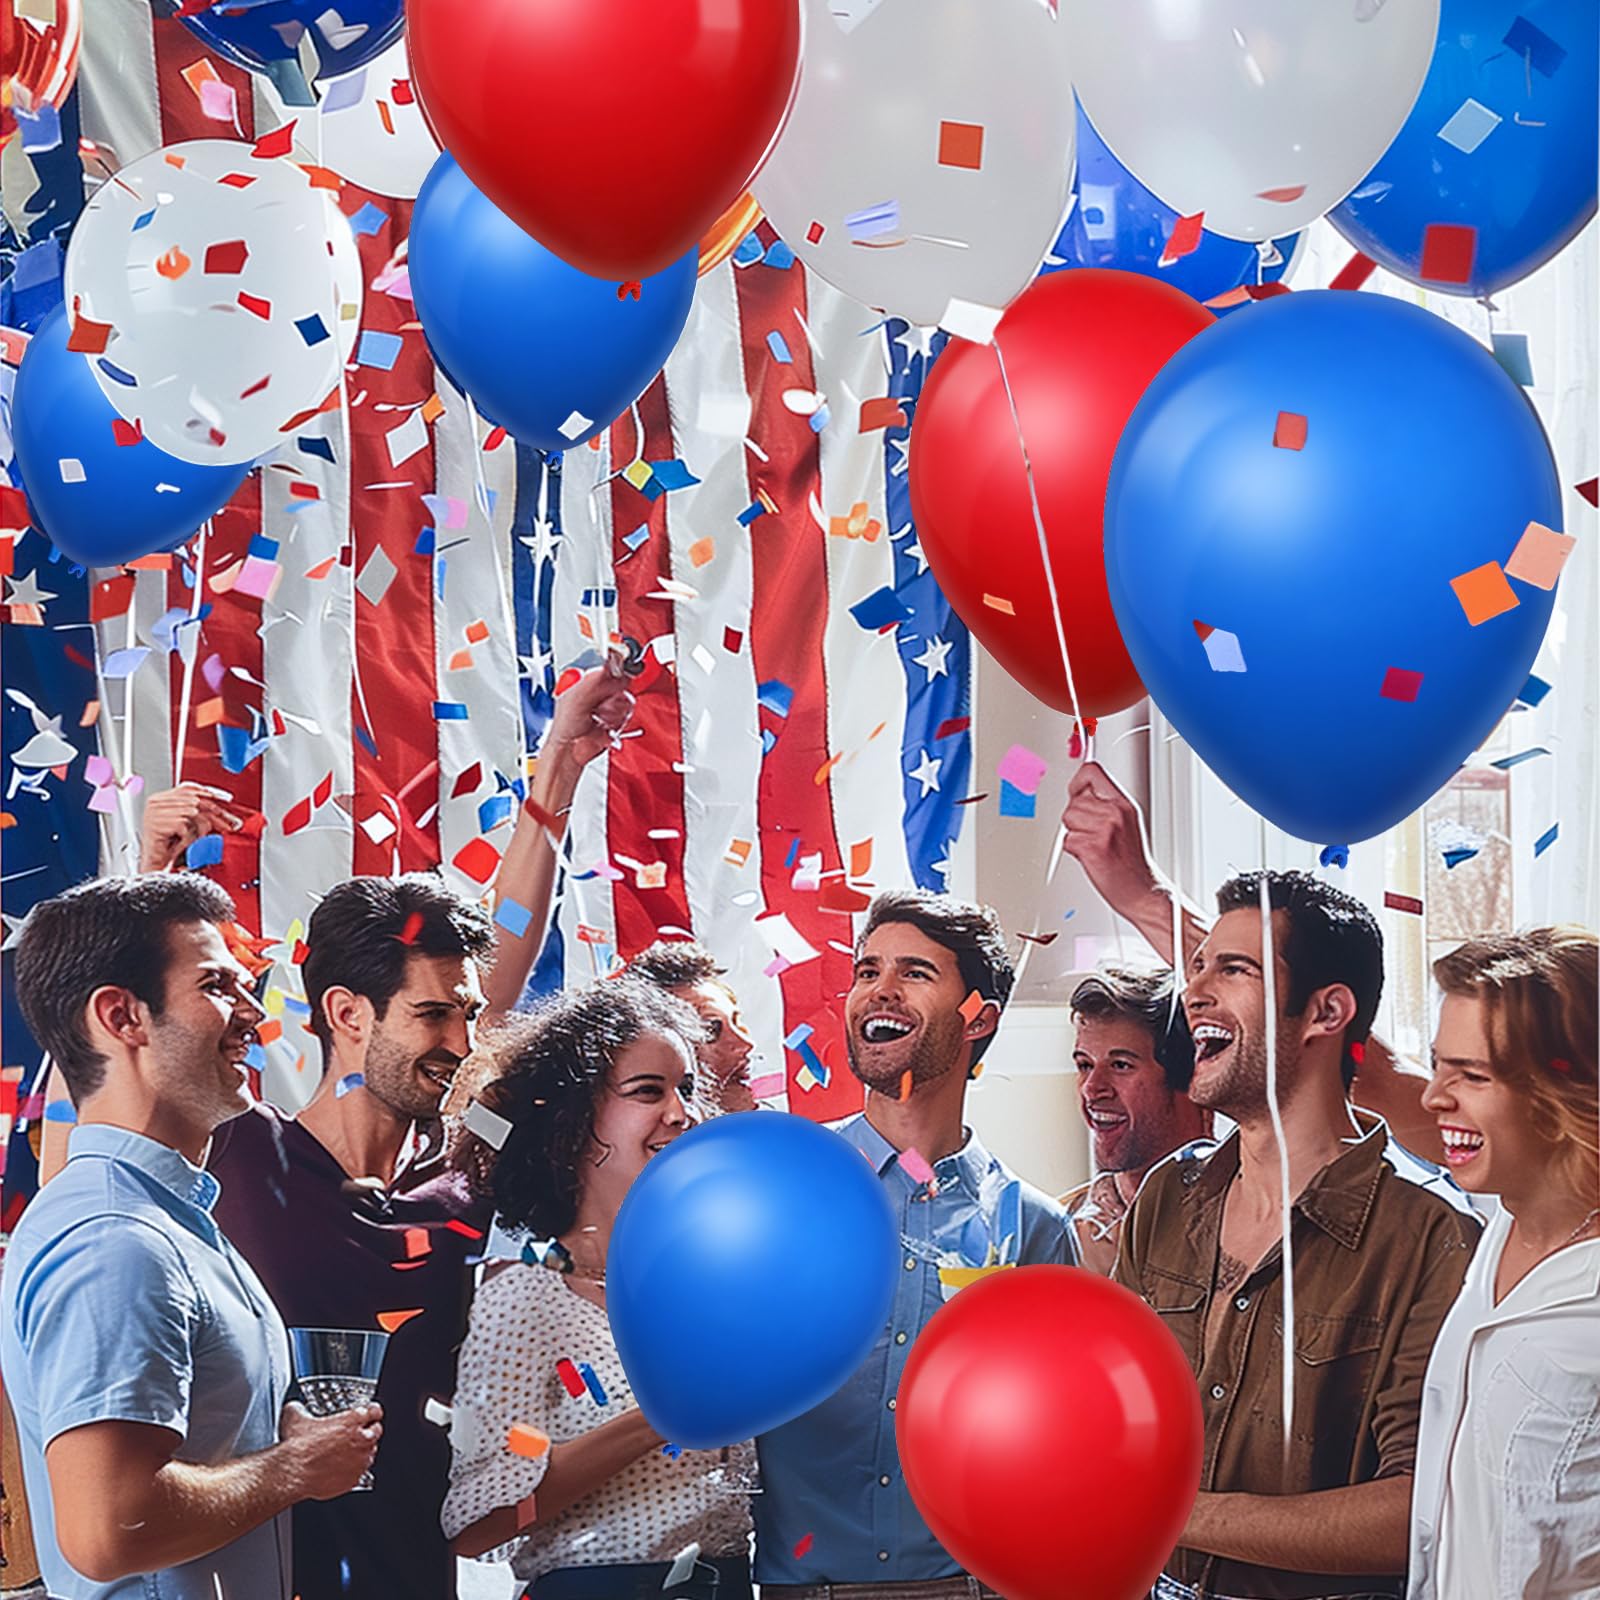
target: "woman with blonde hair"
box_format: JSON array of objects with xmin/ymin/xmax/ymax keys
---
[{"xmin": 1409, "ymin": 925, "xmax": 1599, "ymax": 1599}]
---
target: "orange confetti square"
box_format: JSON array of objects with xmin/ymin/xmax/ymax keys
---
[
  {"xmin": 79, "ymin": 700, "xmax": 101, "ymax": 728},
  {"xmin": 982, "ymin": 593, "xmax": 1015, "ymax": 615},
  {"xmin": 849, "ymin": 838, "xmax": 873, "ymax": 878},
  {"xmin": 958, "ymin": 989, "xmax": 986, "ymax": 1023},
  {"xmin": 724, "ymin": 838, "xmax": 752, "ymax": 868},
  {"xmin": 196, "ymin": 697, "xmax": 225, "ymax": 728},
  {"xmin": 1273, "ymin": 411, "xmax": 1307, "ymax": 450},
  {"xmin": 421, "ymin": 393, "xmax": 446, "ymax": 425},
  {"xmin": 465, "ymin": 618, "xmax": 490, "ymax": 644},
  {"xmin": 403, "ymin": 1227, "xmax": 431, "ymax": 1259},
  {"xmin": 688, "ymin": 537, "xmax": 715, "ymax": 568},
  {"xmin": 447, "ymin": 648, "xmax": 474, "ymax": 672},
  {"xmin": 938, "ymin": 120, "xmax": 985, "ymax": 171},
  {"xmin": 1504, "ymin": 520, "xmax": 1574, "ymax": 591},
  {"xmin": 507, "ymin": 1423, "xmax": 550, "ymax": 1459},
  {"xmin": 377, "ymin": 1308, "xmax": 424, "ymax": 1333},
  {"xmin": 1450, "ymin": 561, "xmax": 1520, "ymax": 626}
]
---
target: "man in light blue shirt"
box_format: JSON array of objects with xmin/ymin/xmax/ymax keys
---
[
  {"xmin": 1, "ymin": 874, "xmax": 382, "ymax": 1599},
  {"xmin": 756, "ymin": 890, "xmax": 1075, "ymax": 1598}
]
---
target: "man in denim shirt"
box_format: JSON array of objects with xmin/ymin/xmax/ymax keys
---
[
  {"xmin": 1, "ymin": 875, "xmax": 381, "ymax": 1600},
  {"xmin": 756, "ymin": 890, "xmax": 1074, "ymax": 1599}
]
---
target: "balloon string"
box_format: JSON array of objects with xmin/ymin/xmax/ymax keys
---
[
  {"xmin": 172, "ymin": 515, "xmax": 211, "ymax": 789},
  {"xmin": 1259, "ymin": 834, "xmax": 1295, "ymax": 1472},
  {"xmin": 992, "ymin": 337, "xmax": 1088, "ymax": 744}
]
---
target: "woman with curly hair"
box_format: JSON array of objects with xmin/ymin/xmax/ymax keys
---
[
  {"xmin": 442, "ymin": 981, "xmax": 756, "ymax": 1599},
  {"xmin": 1409, "ymin": 926, "xmax": 1599, "ymax": 1599}
]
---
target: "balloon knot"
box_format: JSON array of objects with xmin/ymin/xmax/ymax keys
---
[{"xmin": 618, "ymin": 281, "xmax": 642, "ymax": 301}]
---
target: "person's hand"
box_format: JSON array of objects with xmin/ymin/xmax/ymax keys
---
[
  {"xmin": 138, "ymin": 784, "xmax": 243, "ymax": 874},
  {"xmin": 545, "ymin": 661, "xmax": 636, "ymax": 773},
  {"xmin": 278, "ymin": 1399, "xmax": 383, "ymax": 1501},
  {"xmin": 1060, "ymin": 761, "xmax": 1160, "ymax": 919}
]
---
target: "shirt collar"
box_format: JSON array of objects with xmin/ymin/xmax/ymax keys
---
[
  {"xmin": 67, "ymin": 1122, "xmax": 222, "ymax": 1214},
  {"xmin": 1186, "ymin": 1108, "xmax": 1392, "ymax": 1251},
  {"xmin": 840, "ymin": 1112, "xmax": 992, "ymax": 1199}
]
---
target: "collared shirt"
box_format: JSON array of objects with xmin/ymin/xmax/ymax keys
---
[
  {"xmin": 754, "ymin": 1114, "xmax": 1074, "ymax": 1584},
  {"xmin": 0, "ymin": 1123, "xmax": 290, "ymax": 1600},
  {"xmin": 1408, "ymin": 1201, "xmax": 1600, "ymax": 1600},
  {"xmin": 207, "ymin": 1104, "xmax": 487, "ymax": 1600},
  {"xmin": 1114, "ymin": 1111, "xmax": 1481, "ymax": 1600}
]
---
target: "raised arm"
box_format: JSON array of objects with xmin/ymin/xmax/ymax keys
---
[{"xmin": 484, "ymin": 663, "xmax": 635, "ymax": 1018}]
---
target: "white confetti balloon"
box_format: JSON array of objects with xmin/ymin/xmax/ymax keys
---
[
  {"xmin": 753, "ymin": 0, "xmax": 1076, "ymax": 327},
  {"xmin": 63, "ymin": 138, "xmax": 363, "ymax": 465},
  {"xmin": 1064, "ymin": 0, "xmax": 1440, "ymax": 241},
  {"xmin": 296, "ymin": 36, "xmax": 441, "ymax": 200}
]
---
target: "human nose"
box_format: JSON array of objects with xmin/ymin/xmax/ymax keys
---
[
  {"xmin": 441, "ymin": 1011, "xmax": 472, "ymax": 1062},
  {"xmin": 1419, "ymin": 1069, "xmax": 1453, "ymax": 1115},
  {"xmin": 666, "ymin": 1085, "xmax": 692, "ymax": 1126}
]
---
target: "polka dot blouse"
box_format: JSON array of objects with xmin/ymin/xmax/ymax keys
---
[{"xmin": 442, "ymin": 1262, "xmax": 756, "ymax": 1581}]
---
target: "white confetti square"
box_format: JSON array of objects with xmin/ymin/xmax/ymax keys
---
[
  {"xmin": 1202, "ymin": 627, "xmax": 1247, "ymax": 673},
  {"xmin": 558, "ymin": 409, "xmax": 593, "ymax": 441},
  {"xmin": 1437, "ymin": 98, "xmax": 1502, "ymax": 155},
  {"xmin": 355, "ymin": 545, "xmax": 397, "ymax": 607},
  {"xmin": 384, "ymin": 408, "xmax": 428, "ymax": 468},
  {"xmin": 58, "ymin": 457, "xmax": 86, "ymax": 483},
  {"xmin": 939, "ymin": 298, "xmax": 1004, "ymax": 345}
]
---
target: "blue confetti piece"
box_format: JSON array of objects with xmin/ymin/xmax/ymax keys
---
[
  {"xmin": 845, "ymin": 200, "xmax": 900, "ymax": 240},
  {"xmin": 17, "ymin": 102, "xmax": 62, "ymax": 154},
  {"xmin": 651, "ymin": 458, "xmax": 701, "ymax": 491},
  {"xmin": 132, "ymin": 208, "xmax": 158, "ymax": 232},
  {"xmin": 784, "ymin": 1022, "xmax": 815, "ymax": 1051},
  {"xmin": 356, "ymin": 329, "xmax": 403, "ymax": 371},
  {"xmin": 1442, "ymin": 847, "xmax": 1480, "ymax": 870},
  {"xmin": 580, "ymin": 587, "xmax": 618, "ymax": 608},
  {"xmin": 764, "ymin": 239, "xmax": 796, "ymax": 271},
  {"xmin": 355, "ymin": 725, "xmax": 378, "ymax": 759},
  {"xmin": 478, "ymin": 792, "xmax": 514, "ymax": 832},
  {"xmin": 662, "ymin": 1442, "xmax": 684, "ymax": 1459},
  {"xmin": 766, "ymin": 331, "xmax": 793, "ymax": 363},
  {"xmin": 737, "ymin": 500, "xmax": 768, "ymax": 526},
  {"xmin": 1062, "ymin": 908, "xmax": 1076, "ymax": 921},
  {"xmin": 185, "ymin": 834, "xmax": 225, "ymax": 869},
  {"xmin": 217, "ymin": 724, "xmax": 268, "ymax": 774},
  {"xmin": 414, "ymin": 527, "xmax": 436, "ymax": 555},
  {"xmin": 281, "ymin": 995, "xmax": 312, "ymax": 1017},
  {"xmin": 1502, "ymin": 14, "xmax": 1565, "ymax": 77},
  {"xmin": 849, "ymin": 586, "xmax": 913, "ymax": 632},
  {"xmin": 336, "ymin": 1073, "xmax": 365, "ymax": 1099},
  {"xmin": 495, "ymin": 899, "xmax": 534, "ymax": 940},
  {"xmin": 1533, "ymin": 822, "xmax": 1559, "ymax": 856},
  {"xmin": 96, "ymin": 358, "xmax": 137, "ymax": 387},
  {"xmin": 245, "ymin": 1043, "xmax": 267, "ymax": 1070},
  {"xmin": 783, "ymin": 836, "xmax": 801, "ymax": 869},
  {"xmin": 998, "ymin": 780, "xmax": 1036, "ymax": 819},
  {"xmin": 797, "ymin": 1040, "xmax": 830, "ymax": 1088},
  {"xmin": 248, "ymin": 533, "xmax": 280, "ymax": 561},
  {"xmin": 1491, "ymin": 747, "xmax": 1549, "ymax": 770},
  {"xmin": 44, "ymin": 1100, "xmax": 78, "ymax": 1124},
  {"xmin": 299, "ymin": 436, "xmax": 336, "ymax": 463},
  {"xmin": 760, "ymin": 727, "xmax": 778, "ymax": 756},
  {"xmin": 808, "ymin": 406, "xmax": 830, "ymax": 433},
  {"xmin": 732, "ymin": 232, "xmax": 765, "ymax": 268},
  {"xmin": 1490, "ymin": 332, "xmax": 1534, "ymax": 388},
  {"xmin": 436, "ymin": 557, "xmax": 447, "ymax": 602},
  {"xmin": 578, "ymin": 1362, "xmax": 608, "ymax": 1406},
  {"xmin": 295, "ymin": 313, "xmax": 330, "ymax": 347},
  {"xmin": 349, "ymin": 201, "xmax": 388, "ymax": 237},
  {"xmin": 433, "ymin": 701, "xmax": 469, "ymax": 720},
  {"xmin": 1516, "ymin": 673, "xmax": 1552, "ymax": 707},
  {"xmin": 1319, "ymin": 845, "xmax": 1350, "ymax": 869},
  {"xmin": 622, "ymin": 524, "xmax": 651, "ymax": 551},
  {"xmin": 757, "ymin": 679, "xmax": 794, "ymax": 718},
  {"xmin": 102, "ymin": 646, "xmax": 151, "ymax": 679}
]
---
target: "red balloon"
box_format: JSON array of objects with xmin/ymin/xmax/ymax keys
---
[
  {"xmin": 407, "ymin": 0, "xmax": 802, "ymax": 282},
  {"xmin": 897, "ymin": 1266, "xmax": 1202, "ymax": 1600},
  {"xmin": 909, "ymin": 269, "xmax": 1213, "ymax": 719}
]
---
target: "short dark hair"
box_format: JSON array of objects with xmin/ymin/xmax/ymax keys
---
[
  {"xmin": 1215, "ymin": 870, "xmax": 1383, "ymax": 1089},
  {"xmin": 302, "ymin": 874, "xmax": 496, "ymax": 1053},
  {"xmin": 1070, "ymin": 966, "xmax": 1195, "ymax": 1092},
  {"xmin": 628, "ymin": 940, "xmax": 725, "ymax": 992},
  {"xmin": 454, "ymin": 980, "xmax": 705, "ymax": 1239},
  {"xmin": 858, "ymin": 890, "xmax": 1014, "ymax": 1065},
  {"xmin": 14, "ymin": 873, "xmax": 237, "ymax": 1105}
]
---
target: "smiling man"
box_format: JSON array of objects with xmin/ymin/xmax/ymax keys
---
[
  {"xmin": 628, "ymin": 939, "xmax": 758, "ymax": 1112},
  {"xmin": 1061, "ymin": 966, "xmax": 1209, "ymax": 1274},
  {"xmin": 205, "ymin": 874, "xmax": 497, "ymax": 1600},
  {"xmin": 1114, "ymin": 871, "xmax": 1480, "ymax": 1600},
  {"xmin": 755, "ymin": 889, "xmax": 1072, "ymax": 1600}
]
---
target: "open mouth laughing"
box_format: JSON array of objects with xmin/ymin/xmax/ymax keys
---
[
  {"xmin": 859, "ymin": 1013, "xmax": 917, "ymax": 1046},
  {"xmin": 1191, "ymin": 1022, "xmax": 1236, "ymax": 1066},
  {"xmin": 1438, "ymin": 1124, "xmax": 1485, "ymax": 1166},
  {"xmin": 418, "ymin": 1060, "xmax": 457, "ymax": 1094}
]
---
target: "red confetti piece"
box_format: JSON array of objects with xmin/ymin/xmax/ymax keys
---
[
  {"xmin": 451, "ymin": 763, "xmax": 483, "ymax": 798},
  {"xmin": 722, "ymin": 626, "xmax": 744, "ymax": 653},
  {"xmin": 805, "ymin": 220, "xmax": 824, "ymax": 245},
  {"xmin": 239, "ymin": 374, "xmax": 270, "ymax": 399},
  {"xmin": 1256, "ymin": 185, "xmax": 1306, "ymax": 203},
  {"xmin": 1576, "ymin": 477, "xmax": 1598, "ymax": 507},
  {"xmin": 484, "ymin": 425, "xmax": 508, "ymax": 450},
  {"xmin": 217, "ymin": 172, "xmax": 257, "ymax": 188},
  {"xmin": 1383, "ymin": 891, "xmax": 1424, "ymax": 916},
  {"xmin": 1350, "ymin": 1041, "xmax": 1366, "ymax": 1067},
  {"xmin": 1380, "ymin": 667, "xmax": 1424, "ymax": 702},
  {"xmin": 111, "ymin": 417, "xmax": 144, "ymax": 447},
  {"xmin": 251, "ymin": 121, "xmax": 296, "ymax": 159},
  {"xmin": 67, "ymin": 310, "xmax": 112, "ymax": 354},
  {"xmin": 1160, "ymin": 212, "xmax": 1205, "ymax": 266},
  {"xmin": 398, "ymin": 911, "xmax": 424, "ymax": 945},
  {"xmin": 1550, "ymin": 1057, "xmax": 1572, "ymax": 1074},
  {"xmin": 556, "ymin": 1358, "xmax": 587, "ymax": 1398},
  {"xmin": 937, "ymin": 120, "xmax": 985, "ymax": 170},
  {"xmin": 392, "ymin": 78, "xmax": 414, "ymax": 104},
  {"xmin": 444, "ymin": 1218, "xmax": 485, "ymax": 1240},
  {"xmin": 452, "ymin": 836, "xmax": 502, "ymax": 885},
  {"xmin": 934, "ymin": 716, "xmax": 970, "ymax": 740},
  {"xmin": 793, "ymin": 1534, "xmax": 814, "ymax": 1560},
  {"xmin": 1419, "ymin": 223, "xmax": 1477, "ymax": 286},
  {"xmin": 204, "ymin": 240, "xmax": 250, "ymax": 275},
  {"xmin": 281, "ymin": 794, "xmax": 313, "ymax": 836},
  {"xmin": 1329, "ymin": 251, "xmax": 1377, "ymax": 291},
  {"xmin": 1273, "ymin": 412, "xmax": 1307, "ymax": 451},
  {"xmin": 1192, "ymin": 619, "xmax": 1215, "ymax": 642},
  {"xmin": 617, "ymin": 281, "xmax": 642, "ymax": 301},
  {"xmin": 858, "ymin": 396, "xmax": 908, "ymax": 433},
  {"xmin": 237, "ymin": 292, "xmax": 271, "ymax": 319},
  {"xmin": 1244, "ymin": 281, "xmax": 1291, "ymax": 300}
]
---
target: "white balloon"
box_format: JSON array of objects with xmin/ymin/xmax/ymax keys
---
[
  {"xmin": 1064, "ymin": 0, "xmax": 1440, "ymax": 241},
  {"xmin": 63, "ymin": 139, "xmax": 362, "ymax": 465},
  {"xmin": 754, "ymin": 0, "xmax": 1076, "ymax": 327},
  {"xmin": 299, "ymin": 37, "xmax": 441, "ymax": 200}
]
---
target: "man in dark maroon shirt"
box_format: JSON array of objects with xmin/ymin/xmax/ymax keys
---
[{"xmin": 208, "ymin": 873, "xmax": 496, "ymax": 1600}]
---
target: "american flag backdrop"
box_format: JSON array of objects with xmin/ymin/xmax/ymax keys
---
[{"xmin": 1, "ymin": 0, "xmax": 974, "ymax": 1191}]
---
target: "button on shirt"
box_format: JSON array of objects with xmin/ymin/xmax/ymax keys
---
[
  {"xmin": 1114, "ymin": 1111, "xmax": 1481, "ymax": 1600},
  {"xmin": 754, "ymin": 1116, "xmax": 1074, "ymax": 1583},
  {"xmin": 1408, "ymin": 1202, "xmax": 1600, "ymax": 1600},
  {"xmin": 0, "ymin": 1124, "xmax": 290, "ymax": 1600}
]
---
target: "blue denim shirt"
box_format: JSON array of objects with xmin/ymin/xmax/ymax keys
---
[
  {"xmin": 753, "ymin": 1114, "xmax": 1075, "ymax": 1583},
  {"xmin": 0, "ymin": 1123, "xmax": 291, "ymax": 1600}
]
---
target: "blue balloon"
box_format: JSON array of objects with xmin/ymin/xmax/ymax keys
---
[
  {"xmin": 177, "ymin": 0, "xmax": 404, "ymax": 85},
  {"xmin": 409, "ymin": 156, "xmax": 696, "ymax": 452},
  {"xmin": 1330, "ymin": 0, "xmax": 1598, "ymax": 298},
  {"xmin": 1105, "ymin": 291, "xmax": 1562, "ymax": 846},
  {"xmin": 1046, "ymin": 103, "xmax": 1299, "ymax": 311},
  {"xmin": 608, "ymin": 1113, "xmax": 899, "ymax": 1448},
  {"xmin": 14, "ymin": 308, "xmax": 250, "ymax": 567}
]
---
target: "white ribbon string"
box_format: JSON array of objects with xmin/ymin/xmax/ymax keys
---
[
  {"xmin": 1259, "ymin": 843, "xmax": 1296, "ymax": 1470},
  {"xmin": 171, "ymin": 516, "xmax": 211, "ymax": 789}
]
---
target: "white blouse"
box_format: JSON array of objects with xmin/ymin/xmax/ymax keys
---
[
  {"xmin": 1408, "ymin": 1201, "xmax": 1600, "ymax": 1600},
  {"xmin": 443, "ymin": 1262, "xmax": 756, "ymax": 1582}
]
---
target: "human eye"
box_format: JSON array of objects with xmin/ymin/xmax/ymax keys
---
[{"xmin": 705, "ymin": 1019, "xmax": 722, "ymax": 1040}]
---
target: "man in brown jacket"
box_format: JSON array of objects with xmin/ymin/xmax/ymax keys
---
[{"xmin": 1114, "ymin": 870, "xmax": 1479, "ymax": 1600}]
